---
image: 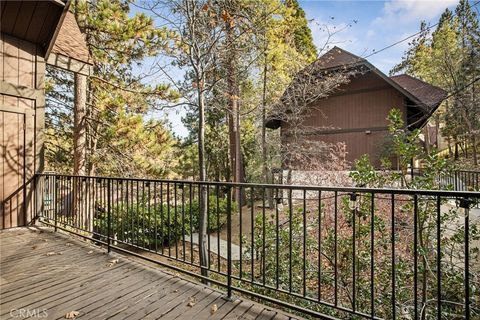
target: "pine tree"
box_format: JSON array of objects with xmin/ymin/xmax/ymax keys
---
[
  {"xmin": 285, "ymin": 0, "xmax": 318, "ymax": 61},
  {"xmin": 72, "ymin": 0, "xmax": 178, "ymax": 177},
  {"xmin": 390, "ymin": 1, "xmax": 480, "ymax": 166}
]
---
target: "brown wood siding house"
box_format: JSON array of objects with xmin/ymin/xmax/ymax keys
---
[
  {"xmin": 266, "ymin": 47, "xmax": 447, "ymax": 169},
  {"xmin": 1, "ymin": 1, "xmax": 91, "ymax": 229}
]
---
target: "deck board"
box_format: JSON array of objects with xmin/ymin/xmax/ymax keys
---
[{"xmin": 0, "ymin": 228, "xmax": 303, "ymax": 320}]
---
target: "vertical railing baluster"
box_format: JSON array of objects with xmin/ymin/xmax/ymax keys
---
[
  {"xmin": 414, "ymin": 194, "xmax": 418, "ymax": 320},
  {"xmin": 120, "ymin": 180, "xmax": 124, "ymax": 244},
  {"xmin": 147, "ymin": 181, "xmax": 152, "ymax": 251},
  {"xmin": 275, "ymin": 188, "xmax": 279, "ymax": 289},
  {"xmin": 370, "ymin": 192, "xmax": 375, "ymax": 318},
  {"xmin": 460, "ymin": 198, "xmax": 470, "ymax": 319},
  {"xmin": 251, "ymin": 187, "xmax": 255, "ymax": 283},
  {"xmin": 54, "ymin": 176, "xmax": 58, "ymax": 232},
  {"xmin": 160, "ymin": 182, "xmax": 164, "ymax": 255},
  {"xmin": 154, "ymin": 181, "xmax": 157, "ymax": 253},
  {"xmin": 207, "ymin": 185, "xmax": 210, "ymax": 269},
  {"xmin": 392, "ymin": 193, "xmax": 396, "ymax": 320},
  {"xmin": 289, "ymin": 188, "xmax": 293, "ymax": 293},
  {"xmin": 239, "ymin": 186, "xmax": 243, "ymax": 279},
  {"xmin": 262, "ymin": 187, "xmax": 266, "ymax": 286},
  {"xmin": 107, "ymin": 179, "xmax": 111, "ymax": 253},
  {"xmin": 189, "ymin": 183, "xmax": 193, "ymax": 264},
  {"xmin": 226, "ymin": 185, "xmax": 232, "ymax": 299},
  {"xmin": 318, "ymin": 190, "xmax": 322, "ymax": 301},
  {"xmin": 302, "ymin": 189, "xmax": 307, "ymax": 297},
  {"xmin": 436, "ymin": 195, "xmax": 441, "ymax": 319},
  {"xmin": 181, "ymin": 183, "xmax": 186, "ymax": 261},
  {"xmin": 352, "ymin": 192, "xmax": 356, "ymax": 312},
  {"xmin": 174, "ymin": 182, "xmax": 178, "ymax": 259},
  {"xmin": 334, "ymin": 190, "xmax": 338, "ymax": 306},
  {"xmin": 126, "ymin": 180, "xmax": 130, "ymax": 245},
  {"xmin": 167, "ymin": 182, "xmax": 171, "ymax": 256},
  {"xmin": 142, "ymin": 181, "xmax": 146, "ymax": 250},
  {"xmin": 131, "ymin": 180, "xmax": 134, "ymax": 246},
  {"xmin": 216, "ymin": 185, "xmax": 221, "ymax": 272}
]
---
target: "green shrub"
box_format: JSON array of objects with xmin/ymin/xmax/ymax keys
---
[
  {"xmin": 187, "ymin": 195, "xmax": 236, "ymax": 233},
  {"xmin": 94, "ymin": 194, "xmax": 235, "ymax": 249}
]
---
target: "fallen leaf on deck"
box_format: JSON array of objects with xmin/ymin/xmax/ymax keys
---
[
  {"xmin": 187, "ymin": 297, "xmax": 197, "ymax": 307},
  {"xmin": 64, "ymin": 310, "xmax": 79, "ymax": 319},
  {"xmin": 106, "ymin": 258, "xmax": 119, "ymax": 267},
  {"xmin": 31, "ymin": 245, "xmax": 37, "ymax": 250},
  {"xmin": 87, "ymin": 250, "xmax": 93, "ymax": 254},
  {"xmin": 210, "ymin": 304, "xmax": 218, "ymax": 314}
]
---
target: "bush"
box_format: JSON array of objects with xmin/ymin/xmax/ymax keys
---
[
  {"xmin": 94, "ymin": 194, "xmax": 235, "ymax": 249},
  {"xmin": 187, "ymin": 195, "xmax": 236, "ymax": 233}
]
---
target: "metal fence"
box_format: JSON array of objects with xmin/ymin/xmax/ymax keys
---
[
  {"xmin": 439, "ymin": 170, "xmax": 480, "ymax": 192},
  {"xmin": 35, "ymin": 173, "xmax": 480, "ymax": 320}
]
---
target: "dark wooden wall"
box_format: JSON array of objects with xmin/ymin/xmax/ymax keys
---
[
  {"xmin": 281, "ymin": 71, "xmax": 407, "ymax": 169},
  {"xmin": 1, "ymin": 32, "xmax": 45, "ymax": 229}
]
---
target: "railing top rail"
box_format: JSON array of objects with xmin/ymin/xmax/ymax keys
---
[
  {"xmin": 455, "ymin": 169, "xmax": 480, "ymax": 174},
  {"xmin": 37, "ymin": 173, "xmax": 480, "ymax": 198}
]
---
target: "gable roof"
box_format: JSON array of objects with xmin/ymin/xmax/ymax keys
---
[
  {"xmin": 51, "ymin": 11, "xmax": 91, "ymax": 65},
  {"xmin": 309, "ymin": 46, "xmax": 365, "ymax": 70},
  {"xmin": 305, "ymin": 47, "xmax": 448, "ymax": 108},
  {"xmin": 390, "ymin": 74, "xmax": 447, "ymax": 107},
  {"xmin": 266, "ymin": 47, "xmax": 447, "ymax": 129}
]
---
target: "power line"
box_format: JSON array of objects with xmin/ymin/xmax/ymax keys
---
[{"xmin": 363, "ymin": 0, "xmax": 480, "ymax": 59}]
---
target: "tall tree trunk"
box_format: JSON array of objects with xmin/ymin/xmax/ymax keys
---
[
  {"xmin": 198, "ymin": 86, "xmax": 209, "ymax": 280},
  {"xmin": 471, "ymin": 136, "xmax": 478, "ymax": 166},
  {"xmin": 261, "ymin": 43, "xmax": 273, "ymax": 208},
  {"xmin": 225, "ymin": 17, "xmax": 244, "ymax": 205},
  {"xmin": 423, "ymin": 126, "xmax": 431, "ymax": 155},
  {"xmin": 74, "ymin": 73, "xmax": 87, "ymax": 176},
  {"xmin": 73, "ymin": 73, "xmax": 87, "ymax": 229}
]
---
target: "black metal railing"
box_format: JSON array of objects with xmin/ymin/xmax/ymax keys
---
[
  {"xmin": 412, "ymin": 169, "xmax": 479, "ymax": 192},
  {"xmin": 34, "ymin": 173, "xmax": 480, "ymax": 319},
  {"xmin": 440, "ymin": 170, "xmax": 480, "ymax": 192}
]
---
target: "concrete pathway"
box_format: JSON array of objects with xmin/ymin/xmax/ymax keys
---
[{"xmin": 185, "ymin": 233, "xmax": 254, "ymax": 261}]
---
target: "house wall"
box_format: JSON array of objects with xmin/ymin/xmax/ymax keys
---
[
  {"xmin": 1, "ymin": 32, "xmax": 45, "ymax": 229},
  {"xmin": 281, "ymin": 71, "xmax": 407, "ymax": 169}
]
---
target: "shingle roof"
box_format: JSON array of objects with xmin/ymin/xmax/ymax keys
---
[
  {"xmin": 51, "ymin": 12, "xmax": 91, "ymax": 65},
  {"xmin": 310, "ymin": 46, "xmax": 365, "ymax": 70},
  {"xmin": 390, "ymin": 74, "xmax": 447, "ymax": 107}
]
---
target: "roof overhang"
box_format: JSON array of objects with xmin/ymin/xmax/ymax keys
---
[{"xmin": 0, "ymin": 0, "xmax": 71, "ymax": 59}]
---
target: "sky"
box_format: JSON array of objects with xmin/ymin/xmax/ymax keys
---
[{"xmin": 153, "ymin": 0, "xmax": 465, "ymax": 138}]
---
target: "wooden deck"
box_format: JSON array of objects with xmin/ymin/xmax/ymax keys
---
[{"xmin": 0, "ymin": 228, "xmax": 302, "ymax": 320}]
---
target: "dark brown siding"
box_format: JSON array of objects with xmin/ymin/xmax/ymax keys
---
[
  {"xmin": 282, "ymin": 71, "xmax": 407, "ymax": 169},
  {"xmin": 1, "ymin": 32, "xmax": 43, "ymax": 229}
]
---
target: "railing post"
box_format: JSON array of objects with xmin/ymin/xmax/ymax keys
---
[
  {"xmin": 54, "ymin": 177, "xmax": 58, "ymax": 232},
  {"xmin": 460, "ymin": 197, "xmax": 471, "ymax": 319},
  {"xmin": 107, "ymin": 179, "xmax": 112, "ymax": 254},
  {"xmin": 455, "ymin": 171, "xmax": 459, "ymax": 191},
  {"xmin": 33, "ymin": 174, "xmax": 37, "ymax": 223},
  {"xmin": 226, "ymin": 185, "xmax": 232, "ymax": 299}
]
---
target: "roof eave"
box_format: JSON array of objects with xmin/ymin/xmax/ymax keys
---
[{"xmin": 45, "ymin": 0, "xmax": 71, "ymax": 60}]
